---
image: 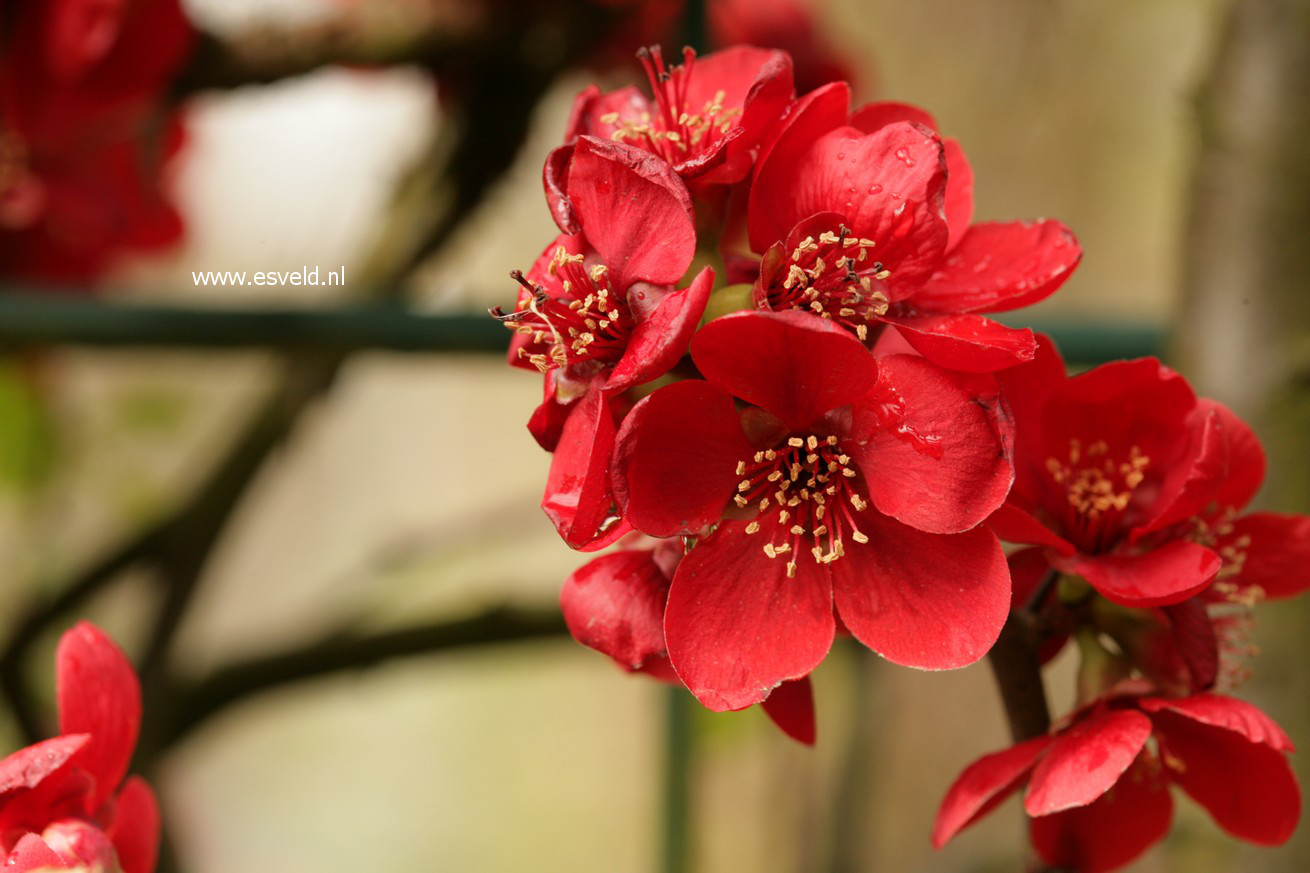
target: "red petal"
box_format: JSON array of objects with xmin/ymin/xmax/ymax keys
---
[
  {"xmin": 5, "ymin": 834, "xmax": 70, "ymax": 870},
  {"xmin": 683, "ymin": 47, "xmax": 794, "ymax": 185},
  {"xmin": 1208, "ymin": 401, "xmax": 1266, "ymax": 513},
  {"xmin": 612, "ymin": 380, "xmax": 753, "ymax": 537},
  {"xmin": 942, "ymin": 139, "xmax": 974, "ymax": 252},
  {"xmin": 987, "ymin": 503, "xmax": 1077, "ymax": 555},
  {"xmin": 1140, "ymin": 693, "xmax": 1294, "ymax": 752},
  {"xmin": 996, "ymin": 333, "xmax": 1067, "ymax": 456},
  {"xmin": 44, "ymin": 0, "xmax": 127, "ymax": 80},
  {"xmin": 760, "ymin": 122, "xmax": 949, "ymax": 294},
  {"xmin": 761, "ymin": 676, "xmax": 816, "ymax": 746},
  {"xmin": 1030, "ymin": 759, "xmax": 1174, "ymax": 873},
  {"xmin": 57, "ymin": 622, "xmax": 140, "ymax": 812},
  {"xmin": 664, "ymin": 521, "xmax": 835, "ymax": 711},
  {"xmin": 560, "ymin": 549, "xmax": 671, "ymax": 672},
  {"xmin": 691, "ymin": 310, "xmax": 878, "ymax": 431},
  {"xmin": 1047, "ymin": 358, "xmax": 1195, "ymax": 474},
  {"xmin": 1223, "ymin": 512, "xmax": 1310, "ymax": 599},
  {"xmin": 562, "ymin": 82, "xmax": 602, "ymax": 142},
  {"xmin": 1067, "ymin": 541, "xmax": 1220, "ymax": 607},
  {"xmin": 541, "ymin": 388, "xmax": 621, "ymax": 549},
  {"xmin": 568, "ymin": 136, "xmax": 695, "ymax": 288},
  {"xmin": 566, "ymin": 85, "xmax": 646, "ymax": 141},
  {"xmin": 108, "ymin": 776, "xmax": 160, "ymax": 873},
  {"xmin": 849, "ymin": 101, "xmax": 938, "ymax": 134},
  {"xmin": 1152, "ymin": 709, "xmax": 1301, "ymax": 845},
  {"xmin": 526, "ymin": 374, "xmax": 571, "ymax": 452},
  {"xmin": 542, "ymin": 144, "xmax": 578, "ymax": 234},
  {"xmin": 1136, "ymin": 401, "xmax": 1239, "ymax": 536},
  {"xmin": 0, "ymin": 735, "xmax": 89, "ymax": 799},
  {"xmin": 1025, "ymin": 708, "xmax": 1152, "ymax": 815},
  {"xmin": 884, "ymin": 313, "xmax": 1036, "ymax": 373},
  {"xmin": 912, "ymin": 220, "xmax": 1081, "ymax": 314},
  {"xmin": 636, "ymin": 654, "xmax": 680, "ymax": 684},
  {"xmin": 749, "ymin": 81, "xmax": 851, "ymax": 249},
  {"xmin": 606, "ymin": 267, "xmax": 713, "ymax": 393},
  {"xmin": 932, "ymin": 735, "xmax": 1052, "ymax": 848},
  {"xmin": 854, "ymin": 354, "xmax": 1014, "ymax": 534},
  {"xmin": 832, "ymin": 513, "xmax": 1010, "ymax": 670}
]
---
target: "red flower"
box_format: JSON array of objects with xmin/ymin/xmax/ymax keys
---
[
  {"xmin": 0, "ymin": 0, "xmax": 192, "ymax": 283},
  {"xmin": 610, "ymin": 310, "xmax": 1012, "ymax": 710},
  {"xmin": 0, "ymin": 622, "xmax": 159, "ymax": 873},
  {"xmin": 496, "ymin": 135, "xmax": 712, "ymax": 549},
  {"xmin": 561, "ymin": 540, "xmax": 817, "ymax": 744},
  {"xmin": 544, "ymin": 43, "xmax": 794, "ymax": 224},
  {"xmin": 933, "ymin": 691, "xmax": 1301, "ymax": 872},
  {"xmin": 708, "ymin": 0, "xmax": 858, "ymax": 96},
  {"xmin": 746, "ymin": 86, "xmax": 1081, "ymax": 372},
  {"xmin": 991, "ymin": 335, "xmax": 1310, "ymax": 609}
]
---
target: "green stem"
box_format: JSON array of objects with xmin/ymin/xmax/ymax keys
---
[{"xmin": 660, "ymin": 686, "xmax": 694, "ymax": 873}]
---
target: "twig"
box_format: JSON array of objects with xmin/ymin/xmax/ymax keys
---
[
  {"xmin": 142, "ymin": 605, "xmax": 568, "ymax": 754},
  {"xmin": 986, "ymin": 610, "xmax": 1053, "ymax": 744},
  {"xmin": 1021, "ymin": 567, "xmax": 1060, "ymax": 617}
]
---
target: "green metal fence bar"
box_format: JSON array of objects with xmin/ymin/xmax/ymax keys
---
[
  {"xmin": 0, "ymin": 291, "xmax": 1165, "ymax": 363},
  {"xmin": 0, "ymin": 291, "xmax": 506, "ymax": 354}
]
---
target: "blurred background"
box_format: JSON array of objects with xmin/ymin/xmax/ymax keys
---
[{"xmin": 2, "ymin": 0, "xmax": 1308, "ymax": 871}]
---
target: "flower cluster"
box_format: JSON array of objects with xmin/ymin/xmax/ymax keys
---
[
  {"xmin": 0, "ymin": 623, "xmax": 158, "ymax": 873},
  {"xmin": 501, "ymin": 43, "xmax": 1308, "ymax": 869},
  {"xmin": 0, "ymin": 0, "xmax": 193, "ymax": 283},
  {"xmin": 932, "ymin": 339, "xmax": 1310, "ymax": 869},
  {"xmin": 499, "ymin": 44, "xmax": 1079, "ymax": 724}
]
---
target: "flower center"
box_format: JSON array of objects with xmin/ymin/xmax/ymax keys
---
[
  {"xmin": 763, "ymin": 225, "xmax": 891, "ymax": 340},
  {"xmin": 601, "ymin": 47, "xmax": 743, "ymax": 165},
  {"xmin": 1045, "ymin": 438, "xmax": 1149, "ymax": 550},
  {"xmin": 494, "ymin": 247, "xmax": 636, "ymax": 373},
  {"xmin": 1185, "ymin": 509, "xmax": 1258, "ymax": 605},
  {"xmin": 732, "ymin": 434, "xmax": 870, "ymax": 578}
]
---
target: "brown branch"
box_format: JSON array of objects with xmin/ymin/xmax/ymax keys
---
[
  {"xmin": 987, "ymin": 569, "xmax": 1058, "ymax": 744},
  {"xmin": 141, "ymin": 606, "xmax": 568, "ymax": 756}
]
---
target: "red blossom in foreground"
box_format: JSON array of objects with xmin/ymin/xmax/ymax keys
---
[
  {"xmin": 0, "ymin": 622, "xmax": 159, "ymax": 873},
  {"xmin": 989, "ymin": 335, "xmax": 1310, "ymax": 611},
  {"xmin": 560, "ymin": 541, "xmax": 816, "ymax": 744},
  {"xmin": 746, "ymin": 85, "xmax": 1081, "ymax": 372},
  {"xmin": 934, "ymin": 691, "xmax": 1301, "ymax": 872},
  {"xmin": 545, "ymin": 43, "xmax": 794, "ymax": 227},
  {"xmin": 611, "ymin": 310, "xmax": 1013, "ymax": 711},
  {"xmin": 496, "ymin": 135, "xmax": 712, "ymax": 549},
  {"xmin": 0, "ymin": 0, "xmax": 193, "ymax": 283}
]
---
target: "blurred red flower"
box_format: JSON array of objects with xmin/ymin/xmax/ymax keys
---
[
  {"xmin": 0, "ymin": 0, "xmax": 192, "ymax": 284},
  {"xmin": 0, "ymin": 622, "xmax": 159, "ymax": 873},
  {"xmin": 708, "ymin": 0, "xmax": 856, "ymax": 95},
  {"xmin": 611, "ymin": 310, "xmax": 1012, "ymax": 711}
]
